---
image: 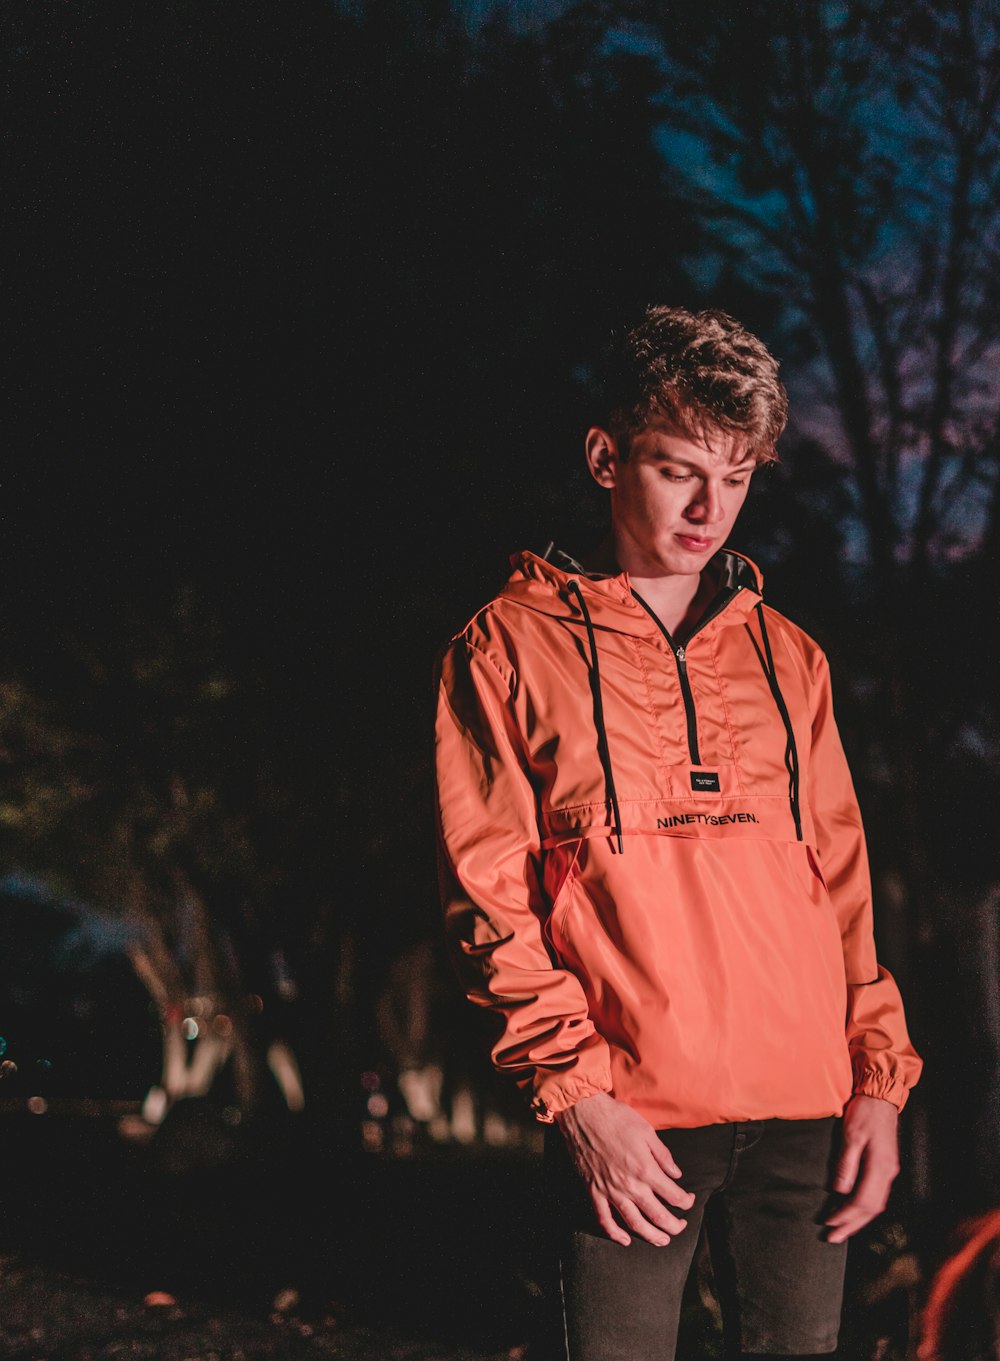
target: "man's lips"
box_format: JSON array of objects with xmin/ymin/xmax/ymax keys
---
[{"xmin": 674, "ymin": 533, "xmax": 714, "ymax": 551}]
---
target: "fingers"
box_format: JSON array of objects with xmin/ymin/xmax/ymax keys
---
[
  {"xmin": 590, "ymin": 1183, "xmax": 692, "ymax": 1248},
  {"xmin": 825, "ymin": 1187, "xmax": 887, "ymax": 1243},
  {"xmin": 648, "ymin": 1135, "xmax": 683, "ymax": 1180},
  {"xmin": 825, "ymin": 1159, "xmax": 899, "ymax": 1243},
  {"xmin": 648, "ymin": 1138, "xmax": 696, "ymax": 1211},
  {"xmin": 648, "ymin": 1167, "xmax": 696, "ymax": 1213},
  {"xmin": 617, "ymin": 1198, "xmax": 677, "ymax": 1247},
  {"xmin": 631, "ymin": 1188, "xmax": 690, "ymax": 1238},
  {"xmin": 594, "ymin": 1137, "xmax": 695, "ymax": 1245},
  {"xmin": 646, "ymin": 1173, "xmax": 695, "ymax": 1217},
  {"xmin": 591, "ymin": 1190, "xmax": 631, "ymax": 1247},
  {"xmin": 832, "ymin": 1133, "xmax": 863, "ymax": 1196}
]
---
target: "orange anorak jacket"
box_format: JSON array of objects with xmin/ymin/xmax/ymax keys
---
[{"xmin": 435, "ymin": 548, "xmax": 921, "ymax": 1128}]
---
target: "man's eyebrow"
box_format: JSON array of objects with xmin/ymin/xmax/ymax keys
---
[{"xmin": 649, "ymin": 452, "xmax": 757, "ymax": 470}]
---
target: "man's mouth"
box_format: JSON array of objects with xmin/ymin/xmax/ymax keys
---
[{"xmin": 675, "ymin": 533, "xmax": 714, "ymax": 552}]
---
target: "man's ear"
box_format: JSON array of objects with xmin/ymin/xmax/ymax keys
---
[{"xmin": 585, "ymin": 427, "xmax": 619, "ymax": 489}]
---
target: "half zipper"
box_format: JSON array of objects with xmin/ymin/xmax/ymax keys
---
[
  {"xmin": 673, "ymin": 644, "xmax": 701, "ymax": 765},
  {"xmin": 630, "ymin": 585, "xmax": 744, "ymax": 768}
]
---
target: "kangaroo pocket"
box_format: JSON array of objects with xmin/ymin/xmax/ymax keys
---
[{"xmin": 547, "ymin": 834, "xmax": 852, "ymax": 1123}]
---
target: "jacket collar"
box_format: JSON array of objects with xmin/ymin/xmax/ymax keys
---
[{"xmin": 502, "ymin": 545, "xmax": 763, "ymax": 638}]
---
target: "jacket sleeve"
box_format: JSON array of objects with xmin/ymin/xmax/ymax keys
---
[
  {"xmin": 806, "ymin": 648, "xmax": 922, "ymax": 1111},
  {"xmin": 435, "ymin": 636, "xmax": 613, "ymax": 1122}
]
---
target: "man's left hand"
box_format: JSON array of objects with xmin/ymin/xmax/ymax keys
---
[{"xmin": 824, "ymin": 1094, "xmax": 900, "ymax": 1243}]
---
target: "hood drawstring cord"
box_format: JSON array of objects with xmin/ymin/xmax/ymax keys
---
[
  {"xmin": 746, "ymin": 603, "xmax": 803, "ymax": 842},
  {"xmin": 567, "ymin": 580, "xmax": 624, "ymax": 854}
]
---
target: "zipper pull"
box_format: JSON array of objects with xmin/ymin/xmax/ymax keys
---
[{"xmin": 675, "ymin": 646, "xmax": 686, "ymax": 662}]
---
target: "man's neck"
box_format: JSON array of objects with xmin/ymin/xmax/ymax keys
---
[
  {"xmin": 589, "ymin": 533, "xmax": 716, "ymax": 640},
  {"xmin": 629, "ymin": 570, "xmax": 712, "ymax": 640}
]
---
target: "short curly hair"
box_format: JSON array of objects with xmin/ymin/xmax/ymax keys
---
[{"xmin": 596, "ymin": 306, "xmax": 788, "ymax": 464}]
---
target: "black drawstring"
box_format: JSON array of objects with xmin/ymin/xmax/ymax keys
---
[
  {"xmin": 745, "ymin": 603, "xmax": 803, "ymax": 842},
  {"xmin": 567, "ymin": 580, "xmax": 624, "ymax": 853}
]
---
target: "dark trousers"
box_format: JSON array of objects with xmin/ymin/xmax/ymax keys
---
[{"xmin": 546, "ymin": 1117, "xmax": 847, "ymax": 1360}]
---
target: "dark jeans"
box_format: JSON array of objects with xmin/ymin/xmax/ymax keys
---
[{"xmin": 546, "ymin": 1117, "xmax": 847, "ymax": 1360}]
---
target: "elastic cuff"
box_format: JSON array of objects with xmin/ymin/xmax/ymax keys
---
[
  {"xmin": 852, "ymin": 1067, "xmax": 909, "ymax": 1112},
  {"xmin": 531, "ymin": 1073, "xmax": 612, "ymax": 1124}
]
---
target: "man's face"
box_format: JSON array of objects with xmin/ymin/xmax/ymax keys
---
[{"xmin": 586, "ymin": 421, "xmax": 756, "ymax": 578}]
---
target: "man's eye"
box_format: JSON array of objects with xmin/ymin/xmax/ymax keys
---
[
  {"xmin": 726, "ymin": 478, "xmax": 748, "ymax": 488},
  {"xmin": 662, "ymin": 471, "xmax": 691, "ymax": 482}
]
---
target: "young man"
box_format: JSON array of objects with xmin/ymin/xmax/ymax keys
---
[{"xmin": 434, "ymin": 307, "xmax": 921, "ymax": 1360}]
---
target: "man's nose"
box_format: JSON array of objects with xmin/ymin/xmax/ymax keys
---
[{"xmin": 685, "ymin": 484, "xmax": 725, "ymax": 523}]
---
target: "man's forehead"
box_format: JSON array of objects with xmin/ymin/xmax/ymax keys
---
[{"xmin": 632, "ymin": 421, "xmax": 754, "ymax": 466}]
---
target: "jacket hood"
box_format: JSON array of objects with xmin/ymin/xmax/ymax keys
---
[{"xmin": 498, "ymin": 544, "xmax": 764, "ymax": 639}]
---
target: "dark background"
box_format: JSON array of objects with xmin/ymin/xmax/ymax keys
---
[{"xmin": 2, "ymin": 1, "xmax": 999, "ymax": 1357}]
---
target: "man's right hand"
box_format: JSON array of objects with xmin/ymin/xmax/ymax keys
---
[{"xmin": 555, "ymin": 1092, "xmax": 695, "ymax": 1247}]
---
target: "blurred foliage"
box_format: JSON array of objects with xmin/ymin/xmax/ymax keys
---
[{"xmin": 0, "ymin": 589, "xmax": 302, "ymax": 933}]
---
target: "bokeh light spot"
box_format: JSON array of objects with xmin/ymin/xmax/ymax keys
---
[
  {"xmin": 142, "ymin": 1085, "xmax": 168, "ymax": 1125},
  {"xmin": 361, "ymin": 1120, "xmax": 384, "ymax": 1153},
  {"xmin": 367, "ymin": 1093, "xmax": 389, "ymax": 1118}
]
